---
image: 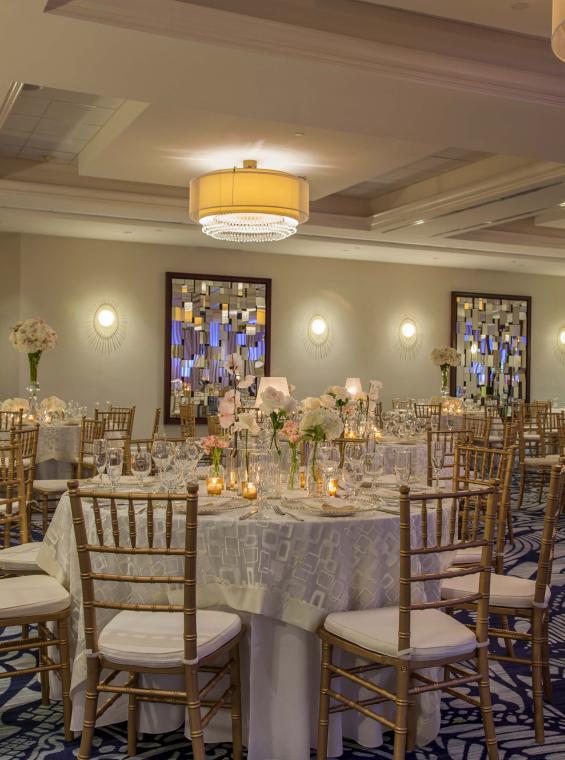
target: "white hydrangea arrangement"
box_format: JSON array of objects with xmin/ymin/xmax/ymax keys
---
[
  {"xmin": 430, "ymin": 347, "xmax": 460, "ymax": 368},
  {"xmin": 9, "ymin": 318, "xmax": 57, "ymax": 354},
  {"xmin": 1, "ymin": 398, "xmax": 29, "ymax": 412}
]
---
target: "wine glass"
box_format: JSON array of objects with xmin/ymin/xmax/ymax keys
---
[
  {"xmin": 431, "ymin": 440, "xmax": 446, "ymax": 490},
  {"xmin": 131, "ymin": 447, "xmax": 152, "ymax": 488},
  {"xmin": 161, "ymin": 462, "xmax": 180, "ymax": 493},
  {"xmin": 106, "ymin": 447, "xmax": 123, "ymax": 491},
  {"xmin": 394, "ymin": 449, "xmax": 411, "ymax": 488},
  {"xmin": 151, "ymin": 439, "xmax": 174, "ymax": 475},
  {"xmin": 184, "ymin": 439, "xmax": 203, "ymax": 483},
  {"xmin": 93, "ymin": 439, "xmax": 107, "ymax": 484},
  {"xmin": 364, "ymin": 450, "xmax": 384, "ymax": 493},
  {"xmin": 248, "ymin": 450, "xmax": 271, "ymax": 518}
]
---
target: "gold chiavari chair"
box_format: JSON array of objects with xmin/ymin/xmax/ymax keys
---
[
  {"xmin": 391, "ymin": 398, "xmax": 413, "ymax": 410},
  {"xmin": 180, "ymin": 402, "xmax": 196, "ymax": 438},
  {"xmin": 207, "ymin": 413, "xmax": 222, "ymax": 436},
  {"xmin": 77, "ymin": 416, "xmax": 107, "ymax": 478},
  {"xmin": 9, "ymin": 424, "xmax": 39, "ymax": 503},
  {"xmin": 517, "ymin": 412, "xmax": 562, "ymax": 507},
  {"xmin": 451, "ymin": 444, "xmax": 515, "ymax": 571},
  {"xmin": 316, "ymin": 482, "xmax": 500, "ymax": 760},
  {"xmin": 68, "ymin": 481, "xmax": 243, "ymax": 760},
  {"xmin": 0, "ymin": 442, "xmax": 72, "ymax": 738},
  {"xmin": 442, "ymin": 463, "xmax": 565, "ymax": 744},
  {"xmin": 488, "ymin": 418, "xmax": 518, "ymax": 450},
  {"xmin": 462, "ymin": 414, "xmax": 491, "ymax": 447},
  {"xmin": 95, "ymin": 406, "xmax": 135, "ymax": 436},
  {"xmin": 414, "ymin": 402, "xmax": 442, "ymax": 428},
  {"xmin": 426, "ymin": 429, "xmax": 471, "ymax": 488},
  {"xmin": 0, "ymin": 409, "xmax": 23, "ymax": 431}
]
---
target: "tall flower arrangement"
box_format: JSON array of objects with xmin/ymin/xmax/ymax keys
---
[
  {"xmin": 431, "ymin": 346, "xmax": 461, "ymax": 396},
  {"xmin": 9, "ymin": 318, "xmax": 57, "ymax": 387},
  {"xmin": 321, "ymin": 386, "xmax": 351, "ymax": 422},
  {"xmin": 280, "ymin": 420, "xmax": 301, "ymax": 489}
]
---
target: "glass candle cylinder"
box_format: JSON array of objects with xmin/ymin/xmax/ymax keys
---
[{"xmin": 242, "ymin": 481, "xmax": 258, "ymax": 500}]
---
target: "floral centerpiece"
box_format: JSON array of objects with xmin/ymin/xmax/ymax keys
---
[
  {"xmin": 1, "ymin": 397, "xmax": 29, "ymax": 413},
  {"xmin": 39, "ymin": 395, "xmax": 66, "ymax": 415},
  {"xmin": 202, "ymin": 435, "xmax": 228, "ymax": 478},
  {"xmin": 430, "ymin": 346, "xmax": 461, "ymax": 396},
  {"xmin": 299, "ymin": 404, "xmax": 343, "ymax": 494},
  {"xmin": 9, "ymin": 318, "xmax": 57, "ymax": 385},
  {"xmin": 218, "ymin": 352, "xmax": 255, "ymax": 430},
  {"xmin": 321, "ymin": 386, "xmax": 351, "ymax": 422},
  {"xmin": 258, "ymin": 386, "xmax": 298, "ymax": 454},
  {"xmin": 280, "ymin": 420, "xmax": 301, "ymax": 489}
]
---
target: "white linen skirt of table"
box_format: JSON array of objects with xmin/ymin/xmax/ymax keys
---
[{"xmin": 38, "ymin": 483, "xmax": 449, "ymax": 760}]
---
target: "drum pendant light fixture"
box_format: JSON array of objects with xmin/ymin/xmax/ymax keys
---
[{"xmin": 189, "ymin": 160, "xmax": 309, "ymax": 242}]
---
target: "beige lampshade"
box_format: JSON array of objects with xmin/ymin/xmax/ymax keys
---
[
  {"xmin": 255, "ymin": 376, "xmax": 290, "ymax": 407},
  {"xmin": 189, "ymin": 161, "xmax": 309, "ymax": 242},
  {"xmin": 345, "ymin": 377, "xmax": 363, "ymax": 398},
  {"xmin": 552, "ymin": 0, "xmax": 565, "ymax": 61}
]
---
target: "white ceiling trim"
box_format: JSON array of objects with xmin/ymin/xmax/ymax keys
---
[{"xmin": 45, "ymin": 0, "xmax": 565, "ymax": 108}]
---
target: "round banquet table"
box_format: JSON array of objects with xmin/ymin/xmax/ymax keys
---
[{"xmin": 37, "ymin": 478, "xmax": 450, "ymax": 760}]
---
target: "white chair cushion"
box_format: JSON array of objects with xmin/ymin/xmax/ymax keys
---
[
  {"xmin": 33, "ymin": 479, "xmax": 69, "ymax": 494},
  {"xmin": 81, "ymin": 454, "xmax": 95, "ymax": 465},
  {"xmin": 0, "ymin": 542, "xmax": 43, "ymax": 573},
  {"xmin": 524, "ymin": 455, "xmax": 559, "ymax": 467},
  {"xmin": 441, "ymin": 573, "xmax": 550, "ymax": 609},
  {"xmin": 0, "ymin": 575, "xmax": 70, "ymax": 619},
  {"xmin": 323, "ymin": 607, "xmax": 476, "ymax": 661},
  {"xmin": 524, "ymin": 433, "xmax": 540, "ymax": 442},
  {"xmin": 453, "ymin": 546, "xmax": 482, "ymax": 565},
  {"xmin": 98, "ymin": 609, "xmax": 242, "ymax": 667}
]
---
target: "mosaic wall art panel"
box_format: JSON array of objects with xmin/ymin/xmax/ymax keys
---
[
  {"xmin": 165, "ymin": 273, "xmax": 271, "ymax": 423},
  {"xmin": 451, "ymin": 291, "xmax": 531, "ymax": 403}
]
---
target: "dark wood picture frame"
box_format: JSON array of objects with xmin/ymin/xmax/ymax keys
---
[
  {"xmin": 450, "ymin": 291, "xmax": 531, "ymax": 402},
  {"xmin": 164, "ymin": 271, "xmax": 272, "ymax": 425}
]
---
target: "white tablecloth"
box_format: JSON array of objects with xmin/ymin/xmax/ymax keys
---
[
  {"xmin": 37, "ymin": 479, "xmax": 449, "ymax": 759},
  {"xmin": 377, "ymin": 436, "xmax": 427, "ymax": 476}
]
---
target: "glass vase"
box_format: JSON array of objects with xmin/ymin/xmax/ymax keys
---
[
  {"xmin": 26, "ymin": 350, "xmax": 42, "ymax": 420},
  {"xmin": 440, "ymin": 364, "xmax": 450, "ymax": 397},
  {"xmin": 206, "ymin": 464, "xmax": 224, "ymax": 496},
  {"xmin": 280, "ymin": 441, "xmax": 300, "ymax": 491},
  {"xmin": 305, "ymin": 441, "xmax": 324, "ymax": 497}
]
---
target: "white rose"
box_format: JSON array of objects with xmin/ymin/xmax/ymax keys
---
[
  {"xmin": 233, "ymin": 411, "xmax": 260, "ymax": 436},
  {"xmin": 259, "ymin": 386, "xmax": 286, "ymax": 414},
  {"xmin": 319, "ymin": 394, "xmax": 336, "ymax": 409},
  {"xmin": 302, "ymin": 396, "xmax": 321, "ymax": 411}
]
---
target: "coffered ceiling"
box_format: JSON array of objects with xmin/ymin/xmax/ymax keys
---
[{"xmin": 0, "ymin": 0, "xmax": 565, "ymax": 275}]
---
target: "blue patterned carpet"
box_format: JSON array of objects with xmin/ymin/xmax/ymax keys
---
[{"xmin": 0, "ymin": 487, "xmax": 563, "ymax": 759}]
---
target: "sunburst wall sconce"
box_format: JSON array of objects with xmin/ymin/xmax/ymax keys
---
[
  {"xmin": 555, "ymin": 325, "xmax": 565, "ymax": 363},
  {"xmin": 188, "ymin": 160, "xmax": 309, "ymax": 243},
  {"xmin": 397, "ymin": 316, "xmax": 421, "ymax": 359},
  {"xmin": 305, "ymin": 314, "xmax": 332, "ymax": 359},
  {"xmin": 87, "ymin": 301, "xmax": 126, "ymax": 353}
]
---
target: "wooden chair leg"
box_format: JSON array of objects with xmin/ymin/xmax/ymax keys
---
[
  {"xmin": 185, "ymin": 665, "xmax": 206, "ymax": 760},
  {"xmin": 393, "ymin": 663, "xmax": 410, "ymax": 760},
  {"xmin": 506, "ymin": 504, "xmax": 515, "ymax": 546},
  {"xmin": 317, "ymin": 640, "xmax": 332, "ymax": 760},
  {"xmin": 230, "ymin": 645, "xmax": 243, "ymax": 760},
  {"xmin": 538, "ymin": 469, "xmax": 546, "ymax": 504},
  {"xmin": 406, "ymin": 676, "xmax": 417, "ymax": 752},
  {"xmin": 518, "ymin": 465, "xmax": 527, "ymax": 508},
  {"xmin": 499, "ymin": 616, "xmax": 515, "ymax": 658},
  {"xmin": 57, "ymin": 615, "xmax": 73, "ymax": 742},
  {"xmin": 127, "ymin": 673, "xmax": 138, "ymax": 756},
  {"xmin": 77, "ymin": 655, "xmax": 100, "ymax": 760},
  {"xmin": 542, "ymin": 615, "xmax": 553, "ymax": 703},
  {"xmin": 532, "ymin": 613, "xmax": 546, "ymax": 743},
  {"xmin": 476, "ymin": 647, "xmax": 499, "ymax": 760}
]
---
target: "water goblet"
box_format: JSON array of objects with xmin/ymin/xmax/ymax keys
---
[
  {"xmin": 106, "ymin": 447, "xmax": 123, "ymax": 491},
  {"xmin": 341, "ymin": 459, "xmax": 364, "ymax": 503},
  {"xmin": 93, "ymin": 439, "xmax": 107, "ymax": 484},
  {"xmin": 364, "ymin": 450, "xmax": 384, "ymax": 493},
  {"xmin": 131, "ymin": 447, "xmax": 151, "ymax": 488},
  {"xmin": 394, "ymin": 449, "xmax": 411, "ymax": 487},
  {"xmin": 431, "ymin": 440, "xmax": 446, "ymax": 490}
]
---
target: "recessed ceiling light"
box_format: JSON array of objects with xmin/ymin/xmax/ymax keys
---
[
  {"xmin": 294, "ymin": 131, "xmax": 304, "ymax": 137},
  {"xmin": 414, "ymin": 219, "xmax": 425, "ymax": 225},
  {"xmin": 559, "ymin": 202, "xmax": 565, "ymax": 207}
]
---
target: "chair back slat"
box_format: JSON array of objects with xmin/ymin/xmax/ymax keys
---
[
  {"xmin": 95, "ymin": 406, "xmax": 135, "ymax": 435},
  {"xmin": 68, "ymin": 482, "xmax": 199, "ymax": 661},
  {"xmin": 426, "ymin": 429, "xmax": 472, "ymax": 486},
  {"xmin": 0, "ymin": 443, "xmax": 27, "ymax": 546},
  {"xmin": 462, "ymin": 415, "xmax": 491, "ymax": 447},
  {"xmin": 180, "ymin": 403, "xmax": 196, "ymax": 438},
  {"xmin": 398, "ymin": 482, "xmax": 498, "ymax": 655},
  {"xmin": 535, "ymin": 464, "xmax": 565, "ymax": 605},
  {"xmin": 0, "ymin": 409, "xmax": 23, "ymax": 431}
]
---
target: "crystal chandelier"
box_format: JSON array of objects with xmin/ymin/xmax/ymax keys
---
[{"xmin": 189, "ymin": 160, "xmax": 309, "ymax": 243}]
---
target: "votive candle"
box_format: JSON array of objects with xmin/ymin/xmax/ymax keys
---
[
  {"xmin": 207, "ymin": 476, "xmax": 223, "ymax": 496},
  {"xmin": 242, "ymin": 481, "xmax": 257, "ymax": 500}
]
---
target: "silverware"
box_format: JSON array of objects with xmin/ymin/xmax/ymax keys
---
[
  {"xmin": 239, "ymin": 508, "xmax": 258, "ymax": 521},
  {"xmin": 272, "ymin": 503, "xmax": 304, "ymax": 521}
]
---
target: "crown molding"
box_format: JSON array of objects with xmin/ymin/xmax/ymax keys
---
[
  {"xmin": 45, "ymin": 0, "xmax": 565, "ymax": 108},
  {"xmin": 0, "ymin": 81, "xmax": 23, "ymax": 130}
]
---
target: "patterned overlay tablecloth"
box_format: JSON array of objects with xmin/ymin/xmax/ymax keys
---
[{"xmin": 37, "ymin": 476, "xmax": 450, "ymax": 760}]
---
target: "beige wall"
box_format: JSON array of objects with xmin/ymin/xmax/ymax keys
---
[
  {"xmin": 1, "ymin": 233, "xmax": 564, "ymax": 435},
  {"xmin": 0, "ymin": 233, "xmax": 21, "ymax": 399}
]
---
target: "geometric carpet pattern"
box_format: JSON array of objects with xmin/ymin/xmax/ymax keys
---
[{"xmin": 0, "ymin": 486, "xmax": 563, "ymax": 759}]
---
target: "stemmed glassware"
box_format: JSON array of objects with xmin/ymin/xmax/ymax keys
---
[
  {"xmin": 247, "ymin": 450, "xmax": 271, "ymax": 518},
  {"xmin": 93, "ymin": 438, "xmax": 107, "ymax": 484},
  {"xmin": 131, "ymin": 446, "xmax": 152, "ymax": 488},
  {"xmin": 431, "ymin": 440, "xmax": 446, "ymax": 490},
  {"xmin": 106, "ymin": 447, "xmax": 124, "ymax": 491},
  {"xmin": 151, "ymin": 439, "xmax": 175, "ymax": 489},
  {"xmin": 341, "ymin": 456, "xmax": 365, "ymax": 503}
]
